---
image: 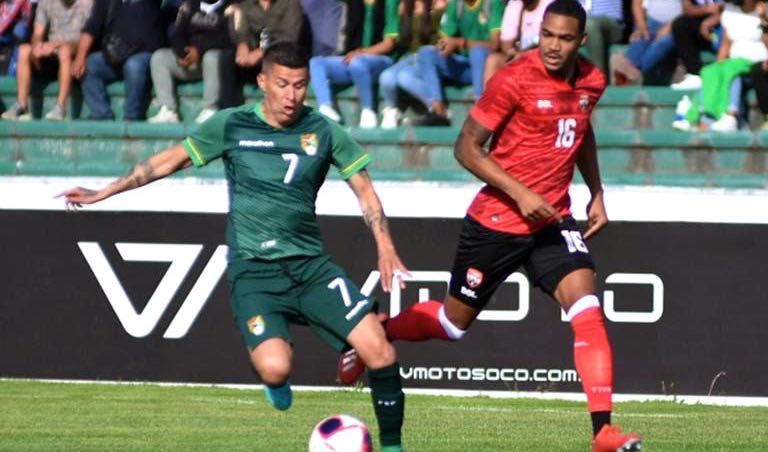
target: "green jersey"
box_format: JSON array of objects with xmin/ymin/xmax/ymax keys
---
[
  {"xmin": 362, "ymin": 0, "xmax": 400, "ymax": 49},
  {"xmin": 440, "ymin": 0, "xmax": 503, "ymax": 43},
  {"xmin": 183, "ymin": 103, "xmax": 371, "ymax": 262}
]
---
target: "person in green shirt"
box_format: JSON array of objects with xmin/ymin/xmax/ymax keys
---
[
  {"xmin": 309, "ymin": 0, "xmax": 401, "ymax": 128},
  {"xmin": 377, "ymin": 0, "xmax": 446, "ymax": 128},
  {"xmin": 414, "ymin": 0, "xmax": 504, "ymax": 126},
  {"xmin": 57, "ymin": 42, "xmax": 410, "ymax": 452}
]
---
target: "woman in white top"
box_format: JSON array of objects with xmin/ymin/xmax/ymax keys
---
[
  {"xmin": 482, "ymin": 0, "xmax": 553, "ymax": 85},
  {"xmin": 673, "ymin": 0, "xmax": 768, "ymax": 132}
]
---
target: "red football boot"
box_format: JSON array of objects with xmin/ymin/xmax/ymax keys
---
[{"xmin": 592, "ymin": 425, "xmax": 642, "ymax": 452}]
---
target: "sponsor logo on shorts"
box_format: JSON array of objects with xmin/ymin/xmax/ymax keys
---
[
  {"xmin": 460, "ymin": 286, "xmax": 477, "ymax": 299},
  {"xmin": 300, "ymin": 133, "xmax": 318, "ymax": 156},
  {"xmin": 466, "ymin": 268, "xmax": 483, "ymax": 288},
  {"xmin": 260, "ymin": 239, "xmax": 277, "ymax": 249},
  {"xmin": 247, "ymin": 315, "xmax": 265, "ymax": 336}
]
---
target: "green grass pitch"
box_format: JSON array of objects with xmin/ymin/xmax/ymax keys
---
[{"xmin": 1, "ymin": 380, "xmax": 767, "ymax": 451}]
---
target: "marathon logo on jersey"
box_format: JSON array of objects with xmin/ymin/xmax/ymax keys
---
[
  {"xmin": 537, "ymin": 99, "xmax": 553, "ymax": 110},
  {"xmin": 239, "ymin": 139, "xmax": 275, "ymax": 148},
  {"xmin": 300, "ymin": 133, "xmax": 318, "ymax": 156},
  {"xmin": 466, "ymin": 267, "xmax": 483, "ymax": 288},
  {"xmin": 579, "ymin": 95, "xmax": 590, "ymax": 111},
  {"xmin": 248, "ymin": 315, "xmax": 265, "ymax": 336}
]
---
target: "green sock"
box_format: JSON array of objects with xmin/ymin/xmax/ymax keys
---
[{"xmin": 369, "ymin": 362, "xmax": 405, "ymax": 449}]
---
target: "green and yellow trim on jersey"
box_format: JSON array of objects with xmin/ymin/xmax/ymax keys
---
[
  {"xmin": 183, "ymin": 137, "xmax": 207, "ymax": 166},
  {"xmin": 339, "ymin": 153, "xmax": 372, "ymax": 179}
]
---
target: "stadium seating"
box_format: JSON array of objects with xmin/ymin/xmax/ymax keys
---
[{"xmin": 0, "ymin": 76, "xmax": 765, "ymax": 188}]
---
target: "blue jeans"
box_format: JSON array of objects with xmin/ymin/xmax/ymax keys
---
[
  {"xmin": 378, "ymin": 54, "xmax": 429, "ymax": 108},
  {"xmin": 624, "ymin": 18, "xmax": 676, "ymax": 73},
  {"xmin": 82, "ymin": 51, "xmax": 153, "ymax": 120},
  {"xmin": 309, "ymin": 54, "xmax": 394, "ymax": 109},
  {"xmin": 417, "ymin": 45, "xmax": 490, "ymax": 105},
  {"xmin": 0, "ymin": 21, "xmax": 29, "ymax": 75}
]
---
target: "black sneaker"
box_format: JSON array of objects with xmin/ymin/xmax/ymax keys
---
[{"xmin": 413, "ymin": 112, "xmax": 450, "ymax": 126}]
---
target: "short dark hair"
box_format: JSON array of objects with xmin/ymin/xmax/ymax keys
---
[
  {"xmin": 544, "ymin": 0, "xmax": 587, "ymax": 34},
  {"xmin": 262, "ymin": 42, "xmax": 309, "ymax": 71}
]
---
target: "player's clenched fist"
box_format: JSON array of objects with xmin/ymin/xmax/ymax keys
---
[{"xmin": 515, "ymin": 189, "xmax": 563, "ymax": 223}]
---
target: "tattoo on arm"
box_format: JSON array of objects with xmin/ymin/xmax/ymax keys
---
[
  {"xmin": 115, "ymin": 158, "xmax": 156, "ymax": 190},
  {"xmin": 362, "ymin": 206, "xmax": 390, "ymax": 235}
]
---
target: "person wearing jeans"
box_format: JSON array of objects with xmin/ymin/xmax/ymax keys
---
[
  {"xmin": 610, "ymin": 0, "xmax": 680, "ymax": 85},
  {"xmin": 310, "ymin": 0, "xmax": 400, "ymax": 128},
  {"xmin": 376, "ymin": 0, "xmax": 443, "ymax": 128},
  {"xmin": 72, "ymin": 0, "xmax": 165, "ymax": 120},
  {"xmin": 79, "ymin": 51, "xmax": 152, "ymax": 119},
  {"xmin": 412, "ymin": 0, "xmax": 503, "ymax": 126}
]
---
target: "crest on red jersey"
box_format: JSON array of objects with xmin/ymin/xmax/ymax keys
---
[
  {"xmin": 579, "ymin": 95, "xmax": 590, "ymax": 111},
  {"xmin": 466, "ymin": 268, "xmax": 484, "ymax": 288}
]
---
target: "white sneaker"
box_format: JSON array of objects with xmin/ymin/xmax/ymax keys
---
[
  {"xmin": 671, "ymin": 74, "xmax": 702, "ymax": 91},
  {"xmin": 1, "ymin": 102, "xmax": 31, "ymax": 120},
  {"xmin": 195, "ymin": 107, "xmax": 217, "ymax": 124},
  {"xmin": 148, "ymin": 105, "xmax": 180, "ymax": 123},
  {"xmin": 44, "ymin": 104, "xmax": 65, "ymax": 120},
  {"xmin": 672, "ymin": 118, "xmax": 691, "ymax": 131},
  {"xmin": 318, "ymin": 104, "xmax": 341, "ymax": 122},
  {"xmin": 358, "ymin": 108, "xmax": 377, "ymax": 129},
  {"xmin": 710, "ymin": 114, "xmax": 738, "ymax": 132},
  {"xmin": 380, "ymin": 107, "xmax": 400, "ymax": 129}
]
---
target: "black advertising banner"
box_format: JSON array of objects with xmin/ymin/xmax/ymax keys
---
[{"xmin": 1, "ymin": 210, "xmax": 766, "ymax": 397}]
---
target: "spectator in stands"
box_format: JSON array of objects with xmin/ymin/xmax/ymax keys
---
[
  {"xmin": 0, "ymin": 0, "xmax": 32, "ymax": 75},
  {"xmin": 670, "ymin": 0, "xmax": 725, "ymax": 90},
  {"xmin": 147, "ymin": 0, "xmax": 233, "ymax": 124},
  {"xmin": 749, "ymin": 20, "xmax": 768, "ymax": 129},
  {"xmin": 310, "ymin": 0, "xmax": 399, "ymax": 129},
  {"xmin": 377, "ymin": 0, "xmax": 445, "ymax": 128},
  {"xmin": 609, "ymin": 0, "xmax": 681, "ymax": 85},
  {"xmin": 414, "ymin": 0, "xmax": 504, "ymax": 126},
  {"xmin": 582, "ymin": 0, "xmax": 624, "ymax": 76},
  {"xmin": 672, "ymin": 0, "xmax": 767, "ymax": 132},
  {"xmin": 1, "ymin": 0, "xmax": 90, "ymax": 120},
  {"xmin": 483, "ymin": 0, "xmax": 554, "ymax": 85},
  {"xmin": 301, "ymin": 0, "xmax": 343, "ymax": 56},
  {"xmin": 72, "ymin": 0, "xmax": 166, "ymax": 120},
  {"xmin": 217, "ymin": 0, "xmax": 304, "ymax": 109}
]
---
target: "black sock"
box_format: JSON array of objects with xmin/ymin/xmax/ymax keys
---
[
  {"xmin": 591, "ymin": 411, "xmax": 611, "ymax": 436},
  {"xmin": 368, "ymin": 362, "xmax": 404, "ymax": 447}
]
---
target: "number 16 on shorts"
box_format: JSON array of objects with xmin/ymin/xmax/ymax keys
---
[{"xmin": 561, "ymin": 230, "xmax": 588, "ymax": 253}]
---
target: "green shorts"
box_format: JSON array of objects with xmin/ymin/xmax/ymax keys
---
[{"xmin": 227, "ymin": 254, "xmax": 374, "ymax": 353}]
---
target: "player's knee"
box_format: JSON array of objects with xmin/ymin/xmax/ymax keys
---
[
  {"xmin": 362, "ymin": 341, "xmax": 396, "ymax": 369},
  {"xmin": 252, "ymin": 356, "xmax": 291, "ymax": 386}
]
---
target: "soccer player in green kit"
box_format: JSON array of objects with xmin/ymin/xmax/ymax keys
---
[{"xmin": 58, "ymin": 42, "xmax": 409, "ymax": 452}]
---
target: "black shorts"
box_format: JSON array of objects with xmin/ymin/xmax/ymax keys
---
[{"xmin": 448, "ymin": 216, "xmax": 595, "ymax": 308}]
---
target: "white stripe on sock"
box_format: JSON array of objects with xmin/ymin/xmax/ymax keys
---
[
  {"xmin": 566, "ymin": 295, "xmax": 601, "ymax": 322},
  {"xmin": 438, "ymin": 305, "xmax": 466, "ymax": 340}
]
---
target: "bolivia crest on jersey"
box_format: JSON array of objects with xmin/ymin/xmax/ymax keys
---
[
  {"xmin": 248, "ymin": 315, "xmax": 265, "ymax": 336},
  {"xmin": 300, "ymin": 133, "xmax": 318, "ymax": 156},
  {"xmin": 579, "ymin": 95, "xmax": 590, "ymax": 111},
  {"xmin": 466, "ymin": 267, "xmax": 484, "ymax": 288}
]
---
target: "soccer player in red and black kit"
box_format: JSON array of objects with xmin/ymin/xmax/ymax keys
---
[{"xmin": 338, "ymin": 0, "xmax": 642, "ymax": 450}]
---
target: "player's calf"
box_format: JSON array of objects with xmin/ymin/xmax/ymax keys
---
[{"xmin": 385, "ymin": 300, "xmax": 467, "ymax": 342}]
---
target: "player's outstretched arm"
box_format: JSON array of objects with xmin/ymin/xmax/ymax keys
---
[
  {"xmin": 56, "ymin": 144, "xmax": 193, "ymax": 210},
  {"xmin": 576, "ymin": 125, "xmax": 608, "ymax": 239},
  {"xmin": 455, "ymin": 116, "xmax": 562, "ymax": 223},
  {"xmin": 346, "ymin": 170, "xmax": 410, "ymax": 293}
]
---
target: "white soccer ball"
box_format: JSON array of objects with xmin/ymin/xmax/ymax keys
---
[{"xmin": 308, "ymin": 414, "xmax": 372, "ymax": 452}]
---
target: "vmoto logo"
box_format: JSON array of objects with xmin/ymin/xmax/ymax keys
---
[{"xmin": 78, "ymin": 242, "xmax": 227, "ymax": 339}]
